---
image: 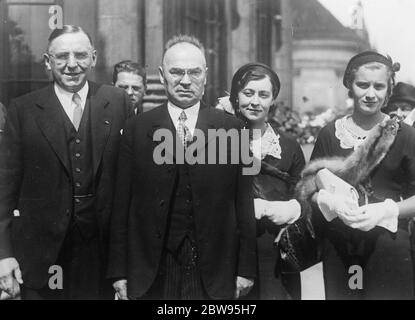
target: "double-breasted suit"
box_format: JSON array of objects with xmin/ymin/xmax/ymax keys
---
[
  {"xmin": 0, "ymin": 82, "xmax": 132, "ymax": 292},
  {"xmin": 107, "ymin": 103, "xmax": 257, "ymax": 299}
]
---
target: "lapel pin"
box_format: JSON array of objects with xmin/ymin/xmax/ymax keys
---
[
  {"xmin": 13, "ymin": 209, "xmax": 20, "ymax": 217},
  {"xmin": 104, "ymin": 120, "xmax": 110, "ymax": 125}
]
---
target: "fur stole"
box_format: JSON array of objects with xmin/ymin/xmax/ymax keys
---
[{"xmin": 295, "ymin": 117, "xmax": 400, "ymax": 223}]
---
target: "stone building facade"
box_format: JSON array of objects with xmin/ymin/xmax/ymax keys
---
[
  {"xmin": 291, "ymin": 0, "xmax": 370, "ymax": 114},
  {"xmin": 0, "ymin": 0, "xmax": 293, "ymax": 110}
]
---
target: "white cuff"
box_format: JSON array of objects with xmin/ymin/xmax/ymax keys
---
[
  {"xmin": 285, "ymin": 199, "xmax": 302, "ymax": 224},
  {"xmin": 377, "ymin": 199, "xmax": 399, "ymax": 233}
]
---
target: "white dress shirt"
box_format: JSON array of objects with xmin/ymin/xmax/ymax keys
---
[
  {"xmin": 167, "ymin": 101, "xmax": 200, "ymax": 136},
  {"xmin": 54, "ymin": 82, "xmax": 89, "ymax": 124}
]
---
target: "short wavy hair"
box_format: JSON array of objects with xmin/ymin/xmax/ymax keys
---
[
  {"xmin": 47, "ymin": 25, "xmax": 93, "ymax": 51},
  {"xmin": 113, "ymin": 60, "xmax": 146, "ymax": 84}
]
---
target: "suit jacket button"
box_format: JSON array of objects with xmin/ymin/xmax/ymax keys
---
[{"xmin": 159, "ymin": 200, "xmax": 165, "ymax": 206}]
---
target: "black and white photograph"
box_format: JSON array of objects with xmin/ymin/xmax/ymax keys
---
[{"xmin": 1, "ymin": 0, "xmax": 415, "ymax": 304}]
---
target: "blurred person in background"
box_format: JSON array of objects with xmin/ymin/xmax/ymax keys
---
[
  {"xmin": 113, "ymin": 60, "xmax": 146, "ymax": 115},
  {"xmin": 383, "ymin": 82, "xmax": 415, "ymax": 126}
]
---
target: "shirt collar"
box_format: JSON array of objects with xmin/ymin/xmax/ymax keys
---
[
  {"xmin": 167, "ymin": 101, "xmax": 200, "ymax": 121},
  {"xmin": 54, "ymin": 81, "xmax": 89, "ymax": 105},
  {"xmin": 167, "ymin": 101, "xmax": 200, "ymax": 134}
]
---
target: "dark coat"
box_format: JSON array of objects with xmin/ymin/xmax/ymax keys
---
[
  {"xmin": 0, "ymin": 102, "xmax": 5, "ymax": 132},
  {"xmin": 0, "ymin": 82, "xmax": 133, "ymax": 289},
  {"xmin": 0, "ymin": 102, "xmax": 6, "ymax": 144},
  {"xmin": 107, "ymin": 103, "xmax": 257, "ymax": 299}
]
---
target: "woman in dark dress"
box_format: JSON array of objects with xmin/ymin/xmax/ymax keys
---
[
  {"xmin": 219, "ymin": 63, "xmax": 306, "ymax": 299},
  {"xmin": 308, "ymin": 51, "xmax": 415, "ymax": 299}
]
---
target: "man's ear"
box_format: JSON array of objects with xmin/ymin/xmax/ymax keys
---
[
  {"xmin": 204, "ymin": 67, "xmax": 208, "ymax": 86},
  {"xmin": 158, "ymin": 66, "xmax": 165, "ymax": 85},
  {"xmin": 91, "ymin": 49, "xmax": 97, "ymax": 68},
  {"xmin": 44, "ymin": 53, "xmax": 52, "ymax": 71}
]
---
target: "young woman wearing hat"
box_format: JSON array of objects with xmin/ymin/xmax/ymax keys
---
[
  {"xmin": 218, "ymin": 63, "xmax": 306, "ymax": 299},
  {"xmin": 302, "ymin": 51, "xmax": 415, "ymax": 299}
]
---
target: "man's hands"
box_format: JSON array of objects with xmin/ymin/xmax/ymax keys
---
[
  {"xmin": 235, "ymin": 276, "xmax": 254, "ymax": 299},
  {"xmin": 0, "ymin": 257, "xmax": 23, "ymax": 299},
  {"xmin": 254, "ymin": 199, "xmax": 301, "ymax": 225},
  {"xmin": 113, "ymin": 279, "xmax": 128, "ymax": 300}
]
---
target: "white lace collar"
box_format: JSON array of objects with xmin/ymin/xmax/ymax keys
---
[
  {"xmin": 250, "ymin": 123, "xmax": 282, "ymax": 160},
  {"xmin": 335, "ymin": 115, "xmax": 390, "ymax": 150}
]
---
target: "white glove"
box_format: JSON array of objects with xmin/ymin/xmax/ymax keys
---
[
  {"xmin": 346, "ymin": 199, "xmax": 399, "ymax": 232},
  {"xmin": 316, "ymin": 189, "xmax": 358, "ymax": 222},
  {"xmin": 254, "ymin": 198, "xmax": 301, "ymax": 225}
]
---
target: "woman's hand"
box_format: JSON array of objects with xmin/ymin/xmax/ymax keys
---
[
  {"xmin": 254, "ymin": 198, "xmax": 301, "ymax": 225},
  {"xmin": 345, "ymin": 199, "xmax": 399, "ymax": 232},
  {"xmin": 315, "ymin": 189, "xmax": 358, "ymax": 222}
]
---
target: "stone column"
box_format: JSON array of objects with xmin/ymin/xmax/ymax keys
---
[
  {"xmin": 274, "ymin": 0, "xmax": 293, "ymax": 108},
  {"xmin": 144, "ymin": 0, "xmax": 163, "ymax": 75},
  {"xmin": 231, "ymin": 0, "xmax": 257, "ymax": 74},
  {"xmin": 95, "ymin": 0, "xmax": 143, "ymax": 83}
]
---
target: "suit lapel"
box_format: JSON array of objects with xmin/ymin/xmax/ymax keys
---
[
  {"xmin": 35, "ymin": 84, "xmax": 71, "ymax": 175},
  {"xmin": 192, "ymin": 104, "xmax": 218, "ymax": 152},
  {"xmin": 89, "ymin": 82, "xmax": 111, "ymax": 178},
  {"xmin": 147, "ymin": 103, "xmax": 177, "ymax": 159}
]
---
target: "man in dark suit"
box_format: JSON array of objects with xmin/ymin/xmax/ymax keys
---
[
  {"xmin": 0, "ymin": 25, "xmax": 132, "ymax": 299},
  {"xmin": 107, "ymin": 35, "xmax": 256, "ymax": 300},
  {"xmin": 113, "ymin": 60, "xmax": 147, "ymax": 115}
]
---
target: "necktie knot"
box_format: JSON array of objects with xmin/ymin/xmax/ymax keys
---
[
  {"xmin": 179, "ymin": 111, "xmax": 187, "ymax": 122},
  {"xmin": 72, "ymin": 92, "xmax": 81, "ymax": 105},
  {"xmin": 177, "ymin": 111, "xmax": 191, "ymax": 148}
]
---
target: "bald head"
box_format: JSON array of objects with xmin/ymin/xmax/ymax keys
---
[
  {"xmin": 159, "ymin": 39, "xmax": 208, "ymax": 108},
  {"xmin": 162, "ymin": 42, "xmax": 206, "ymax": 70}
]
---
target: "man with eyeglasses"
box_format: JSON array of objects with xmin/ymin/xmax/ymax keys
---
[
  {"xmin": 0, "ymin": 25, "xmax": 133, "ymax": 300},
  {"xmin": 113, "ymin": 60, "xmax": 147, "ymax": 115},
  {"xmin": 107, "ymin": 35, "xmax": 256, "ymax": 300}
]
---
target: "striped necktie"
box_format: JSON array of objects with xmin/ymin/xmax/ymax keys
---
[{"xmin": 177, "ymin": 111, "xmax": 192, "ymax": 148}]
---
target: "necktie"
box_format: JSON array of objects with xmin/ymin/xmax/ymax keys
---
[
  {"xmin": 177, "ymin": 111, "xmax": 192, "ymax": 148},
  {"xmin": 72, "ymin": 92, "xmax": 83, "ymax": 131}
]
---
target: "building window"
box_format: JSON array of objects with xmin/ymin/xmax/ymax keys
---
[
  {"xmin": 256, "ymin": 0, "xmax": 281, "ymax": 66},
  {"xmin": 163, "ymin": 0, "xmax": 228, "ymax": 107},
  {"xmin": 1, "ymin": 0, "xmax": 62, "ymax": 105}
]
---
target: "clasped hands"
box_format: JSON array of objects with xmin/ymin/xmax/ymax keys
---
[
  {"xmin": 254, "ymin": 198, "xmax": 301, "ymax": 225},
  {"xmin": 316, "ymin": 189, "xmax": 399, "ymax": 232}
]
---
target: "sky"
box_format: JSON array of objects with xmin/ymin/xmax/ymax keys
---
[{"xmin": 318, "ymin": 0, "xmax": 415, "ymax": 84}]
